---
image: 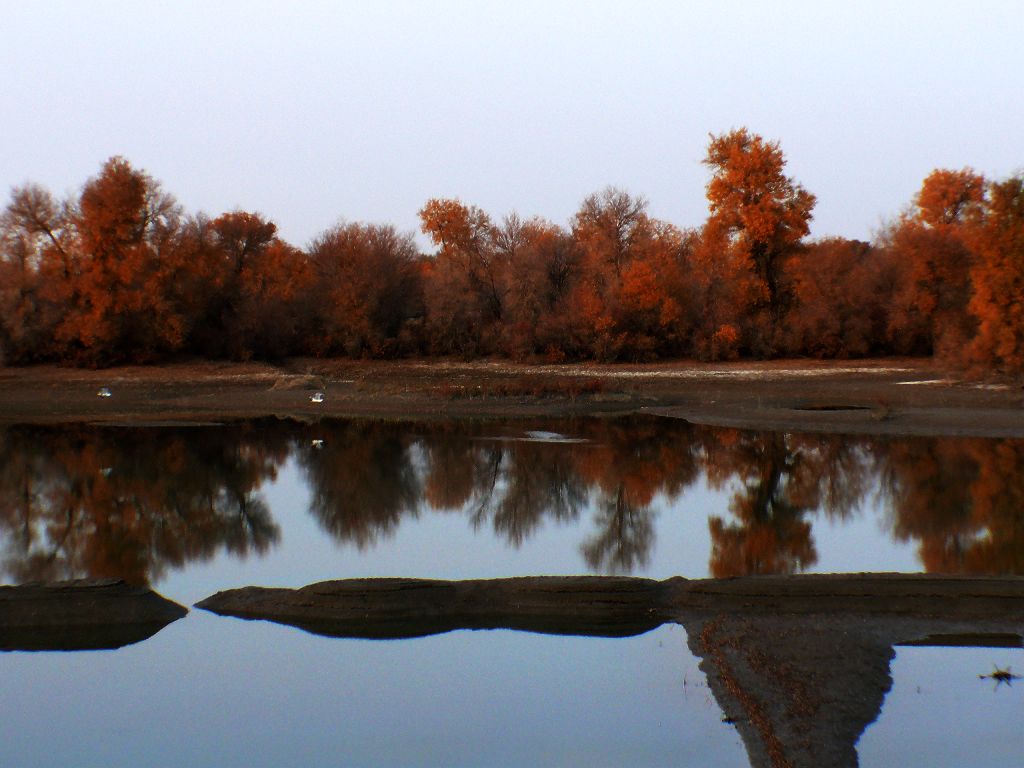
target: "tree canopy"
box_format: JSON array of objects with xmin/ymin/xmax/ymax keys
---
[{"xmin": 2, "ymin": 133, "xmax": 1022, "ymax": 374}]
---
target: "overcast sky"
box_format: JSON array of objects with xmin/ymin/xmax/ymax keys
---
[{"xmin": 2, "ymin": 1, "xmax": 1021, "ymax": 249}]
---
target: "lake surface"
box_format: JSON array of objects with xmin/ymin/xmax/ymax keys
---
[{"xmin": 0, "ymin": 416, "xmax": 1021, "ymax": 767}]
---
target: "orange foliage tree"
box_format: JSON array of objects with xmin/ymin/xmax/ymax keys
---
[
  {"xmin": 419, "ymin": 197, "xmax": 501, "ymax": 355},
  {"xmin": 193, "ymin": 211, "xmax": 314, "ymax": 360},
  {"xmin": 884, "ymin": 168, "xmax": 985, "ymax": 359},
  {"xmin": 4, "ymin": 145, "xmax": 1024, "ymax": 372},
  {"xmin": 57, "ymin": 157, "xmax": 187, "ymax": 364},
  {"xmin": 496, "ymin": 216, "xmax": 581, "ymax": 360},
  {"xmin": 0, "ymin": 184, "xmax": 75, "ymax": 362},
  {"xmin": 701, "ymin": 129, "xmax": 815, "ymax": 355},
  {"xmin": 307, "ymin": 222, "xmax": 422, "ymax": 357},
  {"xmin": 568, "ymin": 187, "xmax": 649, "ymax": 360},
  {"xmin": 967, "ymin": 175, "xmax": 1024, "ymax": 373},
  {"xmin": 783, "ymin": 238, "xmax": 901, "ymax": 357},
  {"xmin": 566, "ymin": 187, "xmax": 695, "ymax": 360}
]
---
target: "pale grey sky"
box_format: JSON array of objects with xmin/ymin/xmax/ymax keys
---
[{"xmin": 1, "ymin": 1, "xmax": 1021, "ymax": 249}]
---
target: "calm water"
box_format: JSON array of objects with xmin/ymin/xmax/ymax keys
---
[{"xmin": 0, "ymin": 416, "xmax": 1021, "ymax": 767}]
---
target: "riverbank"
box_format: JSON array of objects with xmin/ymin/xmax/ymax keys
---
[{"xmin": 1, "ymin": 357, "xmax": 1021, "ymax": 436}]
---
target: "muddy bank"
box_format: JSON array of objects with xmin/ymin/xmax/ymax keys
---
[
  {"xmin": 197, "ymin": 576, "xmax": 673, "ymax": 639},
  {"xmin": 0, "ymin": 579, "xmax": 187, "ymax": 651},
  {"xmin": 1, "ymin": 358, "xmax": 1022, "ymax": 436},
  {"xmin": 196, "ymin": 574, "xmax": 1024, "ymax": 641}
]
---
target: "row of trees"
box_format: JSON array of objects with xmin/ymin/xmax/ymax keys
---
[
  {"xmin": 2, "ymin": 419, "xmax": 1020, "ymax": 583},
  {"xmin": 2, "ymin": 130, "xmax": 1022, "ymax": 371}
]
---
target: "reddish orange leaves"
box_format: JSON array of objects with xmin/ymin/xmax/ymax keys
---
[{"xmin": 1, "ymin": 142, "xmax": 1022, "ymax": 373}]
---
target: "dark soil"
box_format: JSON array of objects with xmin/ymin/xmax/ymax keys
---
[{"xmin": 1, "ymin": 357, "xmax": 1022, "ymax": 436}]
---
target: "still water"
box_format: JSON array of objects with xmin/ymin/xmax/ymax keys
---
[{"xmin": 0, "ymin": 416, "xmax": 1021, "ymax": 767}]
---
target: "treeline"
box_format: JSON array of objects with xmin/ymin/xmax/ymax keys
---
[{"xmin": 1, "ymin": 129, "xmax": 1022, "ymax": 372}]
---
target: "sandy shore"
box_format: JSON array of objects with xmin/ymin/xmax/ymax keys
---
[{"xmin": 1, "ymin": 357, "xmax": 1022, "ymax": 436}]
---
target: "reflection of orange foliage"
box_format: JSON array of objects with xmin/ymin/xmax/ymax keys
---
[
  {"xmin": 1, "ymin": 420, "xmax": 1021, "ymax": 583},
  {"xmin": 964, "ymin": 440, "xmax": 1024, "ymax": 574},
  {"xmin": 706, "ymin": 434, "xmax": 818, "ymax": 577},
  {"xmin": 882, "ymin": 437, "xmax": 1024, "ymax": 575},
  {"xmin": 702, "ymin": 430, "xmax": 879, "ymax": 577},
  {"xmin": 0, "ymin": 424, "xmax": 284, "ymax": 584}
]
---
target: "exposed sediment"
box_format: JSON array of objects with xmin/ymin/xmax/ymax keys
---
[
  {"xmin": 197, "ymin": 574, "xmax": 1024, "ymax": 639},
  {"xmin": 197, "ymin": 576, "xmax": 677, "ymax": 639},
  {"xmin": 0, "ymin": 579, "xmax": 187, "ymax": 651}
]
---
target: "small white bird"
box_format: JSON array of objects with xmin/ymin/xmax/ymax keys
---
[
  {"xmin": 310, "ymin": 391, "xmax": 325, "ymax": 404},
  {"xmin": 311, "ymin": 439, "xmax": 324, "ymax": 449},
  {"xmin": 97, "ymin": 387, "xmax": 112, "ymax": 398}
]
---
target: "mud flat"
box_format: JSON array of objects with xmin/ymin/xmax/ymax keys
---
[
  {"xmin": 197, "ymin": 576, "xmax": 673, "ymax": 639},
  {"xmin": 1, "ymin": 358, "xmax": 1023, "ymax": 436},
  {"xmin": 196, "ymin": 573, "xmax": 1024, "ymax": 640},
  {"xmin": 0, "ymin": 579, "xmax": 187, "ymax": 651}
]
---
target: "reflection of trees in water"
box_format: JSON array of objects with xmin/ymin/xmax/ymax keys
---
[
  {"xmin": 705, "ymin": 431, "xmax": 818, "ymax": 577},
  {"xmin": 466, "ymin": 440, "xmax": 587, "ymax": 548},
  {"xmin": 702, "ymin": 431, "xmax": 874, "ymax": 577},
  {"xmin": 879, "ymin": 437, "xmax": 1024, "ymax": 574},
  {"xmin": 298, "ymin": 416, "xmax": 699, "ymax": 571},
  {"xmin": 252, "ymin": 420, "xmax": 1024, "ymax": 577},
  {"xmin": 297, "ymin": 421, "xmax": 420, "ymax": 549},
  {"xmin": 0, "ymin": 423, "xmax": 284, "ymax": 585},
  {"xmin": 577, "ymin": 418, "xmax": 701, "ymax": 572},
  {"xmin": 580, "ymin": 487, "xmax": 655, "ymax": 572},
  {"xmin": 2, "ymin": 419, "xmax": 1022, "ymax": 581}
]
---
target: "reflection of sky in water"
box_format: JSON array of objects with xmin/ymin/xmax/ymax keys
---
[
  {"xmin": 860, "ymin": 647, "xmax": 1024, "ymax": 767},
  {"xmin": 1, "ymin": 618, "xmax": 753, "ymax": 768},
  {"xmin": 0, "ymin": 421, "xmax": 1020, "ymax": 767}
]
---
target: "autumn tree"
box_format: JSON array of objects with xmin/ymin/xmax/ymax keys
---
[
  {"xmin": 54, "ymin": 157, "xmax": 188, "ymax": 364},
  {"xmin": 783, "ymin": 238, "xmax": 901, "ymax": 357},
  {"xmin": 702, "ymin": 129, "xmax": 815, "ymax": 354},
  {"xmin": 884, "ymin": 168, "xmax": 985, "ymax": 360},
  {"xmin": 419, "ymin": 198, "xmax": 501, "ymax": 355},
  {"xmin": 307, "ymin": 222, "xmax": 422, "ymax": 357},
  {"xmin": 192, "ymin": 210, "xmax": 313, "ymax": 360},
  {"xmin": 0, "ymin": 185, "xmax": 74, "ymax": 362},
  {"xmin": 497, "ymin": 217, "xmax": 581, "ymax": 359},
  {"xmin": 614, "ymin": 220, "xmax": 696, "ymax": 359},
  {"xmin": 569, "ymin": 191, "xmax": 688, "ymax": 362},
  {"xmin": 966, "ymin": 174, "xmax": 1024, "ymax": 373}
]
